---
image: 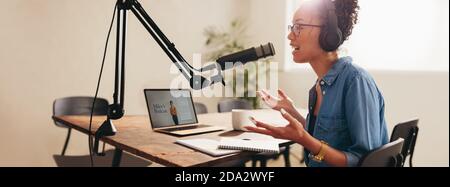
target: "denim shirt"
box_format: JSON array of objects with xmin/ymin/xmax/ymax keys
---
[{"xmin": 304, "ymin": 57, "xmax": 389, "ymax": 167}]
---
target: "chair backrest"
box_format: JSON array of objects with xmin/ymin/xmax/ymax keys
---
[
  {"xmin": 218, "ymin": 99, "xmax": 252, "ymax": 113},
  {"xmin": 194, "ymin": 102, "xmax": 208, "ymax": 114},
  {"xmin": 53, "ymin": 97, "xmax": 109, "ymax": 128},
  {"xmin": 390, "ymin": 119, "xmax": 419, "ymax": 166},
  {"xmin": 358, "ymin": 138, "xmax": 405, "ymax": 167}
]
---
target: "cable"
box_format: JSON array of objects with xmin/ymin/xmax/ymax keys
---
[{"xmin": 88, "ymin": 3, "xmax": 118, "ymax": 167}]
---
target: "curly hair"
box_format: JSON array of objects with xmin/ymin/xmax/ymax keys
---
[{"xmin": 333, "ymin": 0, "xmax": 360, "ymax": 41}]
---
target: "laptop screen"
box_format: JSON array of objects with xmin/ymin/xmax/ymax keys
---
[{"xmin": 144, "ymin": 89, "xmax": 198, "ymax": 128}]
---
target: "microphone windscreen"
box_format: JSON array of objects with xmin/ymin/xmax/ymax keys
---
[{"xmin": 255, "ymin": 43, "xmax": 276, "ymax": 58}]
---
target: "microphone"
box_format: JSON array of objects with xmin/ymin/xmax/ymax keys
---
[
  {"xmin": 216, "ymin": 42, "xmax": 276, "ymax": 70},
  {"xmin": 193, "ymin": 42, "xmax": 275, "ymax": 89}
]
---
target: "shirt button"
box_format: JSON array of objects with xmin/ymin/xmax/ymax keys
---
[
  {"xmin": 320, "ymin": 81, "xmax": 325, "ymax": 86},
  {"xmin": 322, "ymin": 91, "xmax": 326, "ymax": 95}
]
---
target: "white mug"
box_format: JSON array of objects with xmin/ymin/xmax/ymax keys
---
[{"xmin": 232, "ymin": 109, "xmax": 255, "ymax": 131}]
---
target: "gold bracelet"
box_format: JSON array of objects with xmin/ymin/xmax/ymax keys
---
[{"xmin": 309, "ymin": 140, "xmax": 328, "ymax": 163}]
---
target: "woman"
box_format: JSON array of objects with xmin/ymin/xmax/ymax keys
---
[
  {"xmin": 246, "ymin": 0, "xmax": 389, "ymax": 167},
  {"xmin": 169, "ymin": 100, "xmax": 179, "ymax": 125}
]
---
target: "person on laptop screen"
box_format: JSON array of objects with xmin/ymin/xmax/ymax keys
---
[
  {"xmin": 146, "ymin": 90, "xmax": 196, "ymax": 127},
  {"xmin": 145, "ymin": 89, "xmax": 223, "ymax": 136},
  {"xmin": 169, "ymin": 100, "xmax": 179, "ymax": 125}
]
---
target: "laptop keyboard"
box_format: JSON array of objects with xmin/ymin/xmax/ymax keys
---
[{"xmin": 165, "ymin": 125, "xmax": 210, "ymax": 132}]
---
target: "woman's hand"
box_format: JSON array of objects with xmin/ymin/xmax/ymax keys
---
[
  {"xmin": 259, "ymin": 89, "xmax": 307, "ymax": 127},
  {"xmin": 258, "ymin": 89, "xmax": 294, "ymax": 112},
  {"xmin": 245, "ymin": 109, "xmax": 307, "ymax": 143}
]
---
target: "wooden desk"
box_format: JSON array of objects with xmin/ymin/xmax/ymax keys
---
[{"xmin": 52, "ymin": 111, "xmax": 295, "ymax": 167}]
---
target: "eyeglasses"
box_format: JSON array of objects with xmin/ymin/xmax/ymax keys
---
[{"xmin": 288, "ymin": 23, "xmax": 323, "ymax": 36}]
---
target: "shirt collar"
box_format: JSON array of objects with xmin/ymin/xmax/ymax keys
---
[{"xmin": 321, "ymin": 56, "xmax": 352, "ymax": 86}]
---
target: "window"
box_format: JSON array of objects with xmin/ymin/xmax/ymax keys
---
[{"xmin": 285, "ymin": 0, "xmax": 449, "ymax": 71}]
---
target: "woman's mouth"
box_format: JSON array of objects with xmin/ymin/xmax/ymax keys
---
[{"xmin": 292, "ymin": 46, "xmax": 300, "ymax": 54}]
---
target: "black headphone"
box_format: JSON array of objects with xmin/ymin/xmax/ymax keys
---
[{"xmin": 319, "ymin": 0, "xmax": 343, "ymax": 52}]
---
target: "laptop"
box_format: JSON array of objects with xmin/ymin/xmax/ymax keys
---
[{"xmin": 144, "ymin": 89, "xmax": 224, "ymax": 136}]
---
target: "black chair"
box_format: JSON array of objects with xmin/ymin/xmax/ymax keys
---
[
  {"xmin": 52, "ymin": 96, "xmax": 152, "ymax": 167},
  {"xmin": 53, "ymin": 97, "xmax": 109, "ymax": 155},
  {"xmin": 358, "ymin": 138, "xmax": 405, "ymax": 167},
  {"xmin": 218, "ymin": 99, "xmax": 291, "ymax": 167},
  {"xmin": 194, "ymin": 102, "xmax": 208, "ymax": 114},
  {"xmin": 251, "ymin": 146, "xmax": 291, "ymax": 167},
  {"xmin": 390, "ymin": 119, "xmax": 419, "ymax": 167}
]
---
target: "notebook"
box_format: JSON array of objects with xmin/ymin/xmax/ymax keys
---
[
  {"xmin": 176, "ymin": 139, "xmax": 241, "ymax": 157},
  {"xmin": 218, "ymin": 138, "xmax": 280, "ymax": 154}
]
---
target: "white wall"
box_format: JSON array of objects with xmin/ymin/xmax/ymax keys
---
[
  {"xmin": 344, "ymin": 0, "xmax": 449, "ymax": 71},
  {"xmin": 245, "ymin": 0, "xmax": 287, "ymax": 65}
]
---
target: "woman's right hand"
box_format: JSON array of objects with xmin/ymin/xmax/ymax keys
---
[{"xmin": 258, "ymin": 89, "xmax": 295, "ymax": 112}]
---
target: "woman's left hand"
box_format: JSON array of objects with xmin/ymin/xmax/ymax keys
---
[{"xmin": 245, "ymin": 109, "xmax": 306, "ymax": 143}]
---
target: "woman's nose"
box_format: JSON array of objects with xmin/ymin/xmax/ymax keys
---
[{"xmin": 287, "ymin": 31, "xmax": 295, "ymax": 41}]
